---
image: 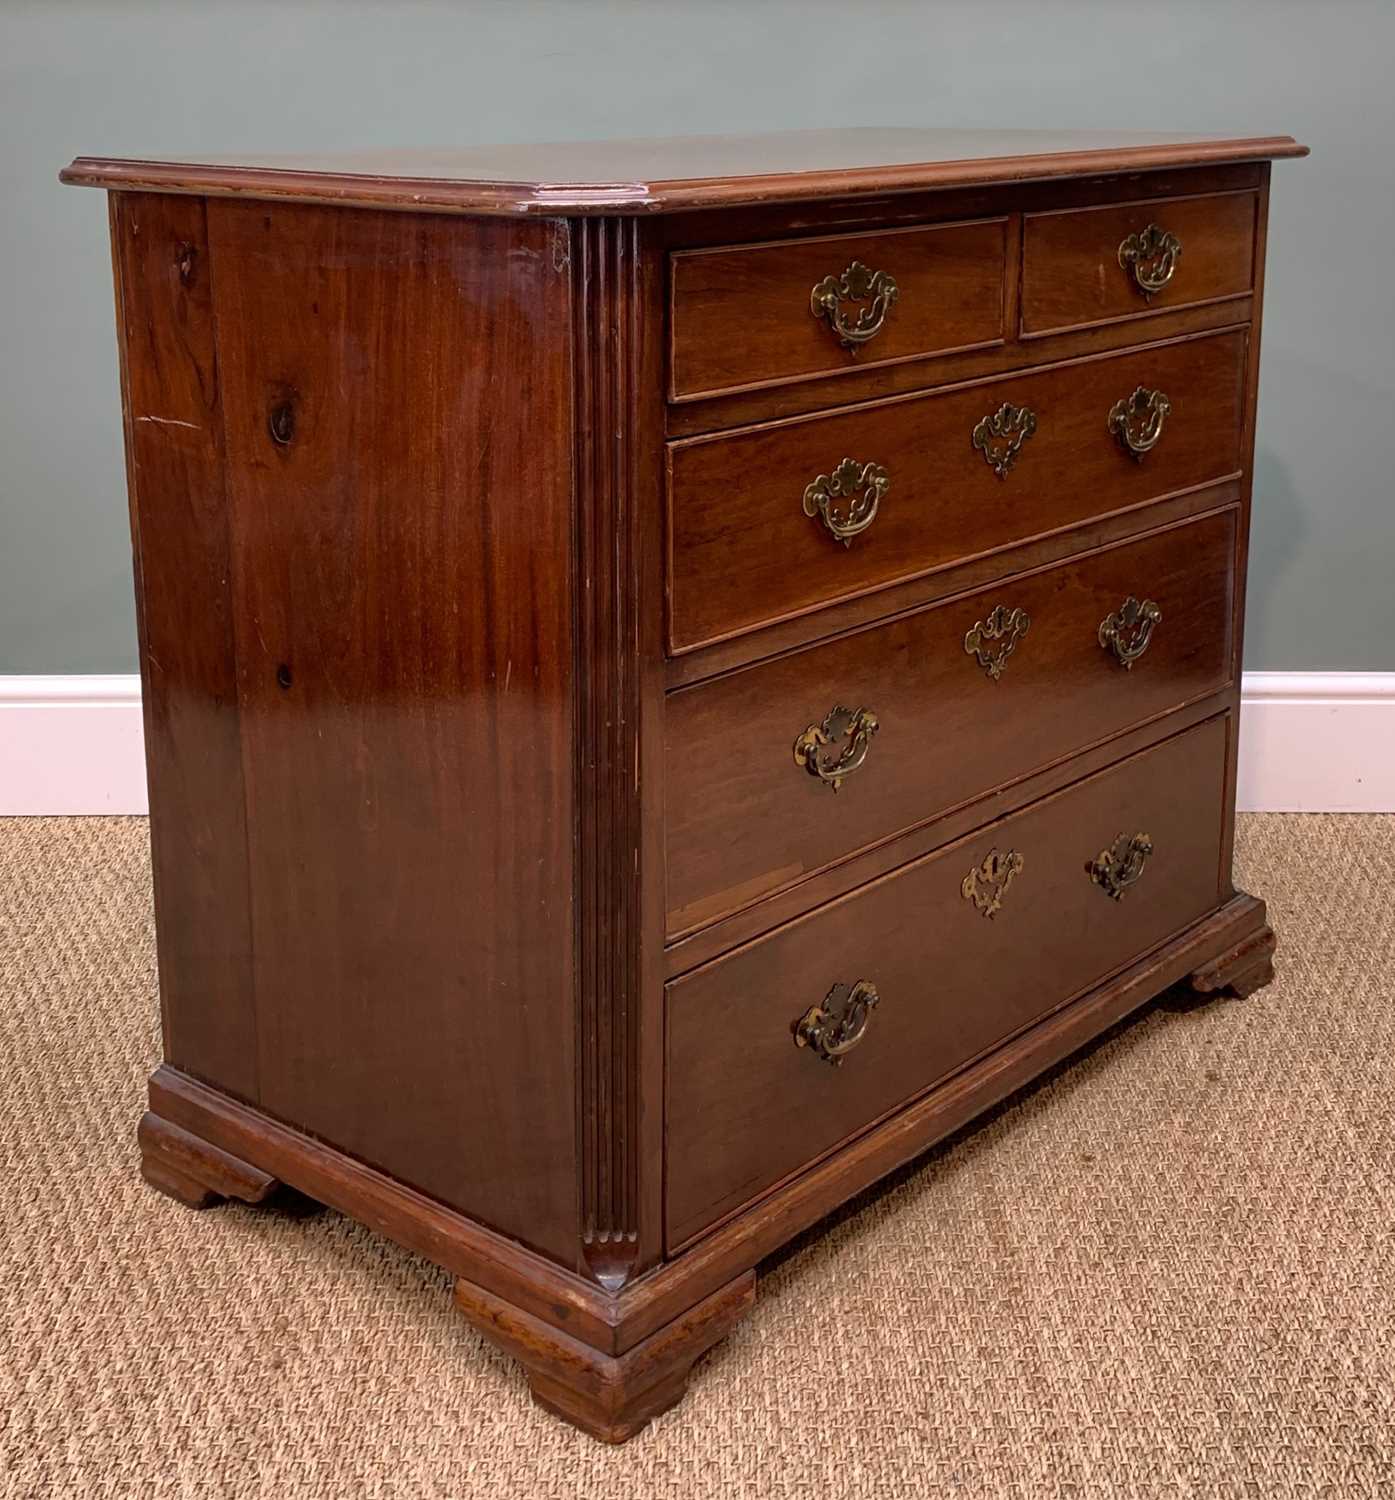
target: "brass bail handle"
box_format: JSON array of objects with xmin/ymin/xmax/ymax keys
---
[
  {"xmin": 802, "ymin": 458, "xmax": 889, "ymax": 546},
  {"xmin": 1108, "ymin": 386, "xmax": 1171, "ymax": 459},
  {"xmin": 793, "ymin": 705, "xmax": 879, "ymax": 792},
  {"xmin": 810, "ymin": 260, "xmax": 900, "ymax": 347},
  {"xmin": 1118, "ymin": 223, "xmax": 1182, "ymax": 298},
  {"xmin": 1098, "ymin": 596, "xmax": 1162, "ymax": 669},
  {"xmin": 794, "ymin": 980, "xmax": 881, "ymax": 1065},
  {"xmin": 1088, "ymin": 832, "xmax": 1154, "ymax": 900}
]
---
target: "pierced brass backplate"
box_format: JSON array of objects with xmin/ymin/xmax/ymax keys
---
[
  {"xmin": 793, "ymin": 979, "xmax": 880, "ymax": 1066},
  {"xmin": 793, "ymin": 704, "xmax": 879, "ymax": 792},
  {"xmin": 802, "ymin": 457, "xmax": 889, "ymax": 545},
  {"xmin": 1099, "ymin": 595, "xmax": 1162, "ymax": 669},
  {"xmin": 1088, "ymin": 831, "xmax": 1154, "ymax": 900},
  {"xmin": 810, "ymin": 260, "xmax": 900, "ymax": 347},
  {"xmin": 961, "ymin": 848, "xmax": 1025, "ymax": 919},
  {"xmin": 1118, "ymin": 223, "xmax": 1182, "ymax": 298},
  {"xmin": 1108, "ymin": 386, "xmax": 1172, "ymax": 459},
  {"xmin": 964, "ymin": 604, "xmax": 1031, "ymax": 681},
  {"xmin": 971, "ymin": 402, "xmax": 1038, "ymax": 478}
]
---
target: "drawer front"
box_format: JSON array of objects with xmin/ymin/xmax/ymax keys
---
[
  {"xmin": 666, "ymin": 508, "xmax": 1235, "ymax": 936},
  {"xmin": 665, "ymin": 715, "xmax": 1229, "ymax": 1248},
  {"xmin": 1021, "ymin": 192, "xmax": 1256, "ymax": 337},
  {"xmin": 669, "ymin": 219, "xmax": 1008, "ymax": 401},
  {"xmin": 667, "ymin": 329, "xmax": 1246, "ymax": 653}
]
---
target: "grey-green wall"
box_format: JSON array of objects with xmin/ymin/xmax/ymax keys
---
[{"xmin": 3, "ymin": 0, "xmax": 1390, "ymax": 673}]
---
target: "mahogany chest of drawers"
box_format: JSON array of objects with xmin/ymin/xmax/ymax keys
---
[{"xmin": 63, "ymin": 127, "xmax": 1306, "ymax": 1442}]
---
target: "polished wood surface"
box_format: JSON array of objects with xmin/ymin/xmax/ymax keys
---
[
  {"xmin": 213, "ymin": 201, "xmax": 581, "ymax": 1263},
  {"xmin": 651, "ymin": 886, "xmax": 1271, "ymax": 1322},
  {"xmin": 110, "ymin": 193, "xmax": 258, "ymax": 1100},
  {"xmin": 145, "ymin": 877, "xmax": 1272, "ymax": 1362},
  {"xmin": 454, "ymin": 1270, "xmax": 754, "ymax": 1443},
  {"xmin": 137, "ymin": 1108, "xmax": 278, "ymax": 1210},
  {"xmin": 666, "ymin": 479, "xmax": 1239, "ymax": 688},
  {"xmin": 63, "ymin": 127, "xmax": 1306, "ymax": 215},
  {"xmin": 1021, "ymin": 189, "xmax": 1257, "ymax": 336},
  {"xmin": 664, "ymin": 164, "xmax": 1266, "ymax": 435},
  {"xmin": 669, "ymin": 217, "xmax": 1007, "ymax": 399},
  {"xmin": 68, "ymin": 133, "xmax": 1303, "ymax": 1443},
  {"xmin": 666, "ymin": 508, "xmax": 1236, "ymax": 935},
  {"xmin": 113, "ymin": 196, "xmax": 585, "ymax": 1264},
  {"xmin": 665, "ymin": 688, "xmax": 1234, "ymax": 978},
  {"xmin": 148, "ymin": 1064, "xmax": 636, "ymax": 1353},
  {"xmin": 668, "ymin": 329, "xmax": 1246, "ymax": 653},
  {"xmin": 672, "ymin": 300, "xmax": 1255, "ymax": 439},
  {"xmin": 666, "ymin": 716, "xmax": 1229, "ymax": 1248},
  {"xmin": 1192, "ymin": 924, "xmax": 1278, "ymax": 1000},
  {"xmin": 570, "ymin": 216, "xmax": 670, "ymax": 1283}
]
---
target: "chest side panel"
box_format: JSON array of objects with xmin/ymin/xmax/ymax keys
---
[
  {"xmin": 203, "ymin": 201, "xmax": 579, "ymax": 1262},
  {"xmin": 111, "ymin": 193, "xmax": 257, "ymax": 1100}
]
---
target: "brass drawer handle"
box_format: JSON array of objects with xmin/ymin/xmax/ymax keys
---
[
  {"xmin": 1099, "ymin": 595, "xmax": 1162, "ymax": 669},
  {"xmin": 964, "ymin": 604, "xmax": 1030, "ymax": 681},
  {"xmin": 1108, "ymin": 386, "xmax": 1171, "ymax": 459},
  {"xmin": 802, "ymin": 458, "xmax": 888, "ymax": 546},
  {"xmin": 794, "ymin": 980, "xmax": 880, "ymax": 1066},
  {"xmin": 971, "ymin": 402, "xmax": 1038, "ymax": 478},
  {"xmin": 810, "ymin": 260, "xmax": 900, "ymax": 347},
  {"xmin": 961, "ymin": 848, "xmax": 1025, "ymax": 919},
  {"xmin": 793, "ymin": 704, "xmax": 879, "ymax": 792},
  {"xmin": 1118, "ymin": 223, "xmax": 1182, "ymax": 298},
  {"xmin": 1088, "ymin": 831, "xmax": 1154, "ymax": 900}
]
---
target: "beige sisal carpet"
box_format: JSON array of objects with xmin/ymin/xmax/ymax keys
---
[{"xmin": 2, "ymin": 814, "xmax": 1392, "ymax": 1497}]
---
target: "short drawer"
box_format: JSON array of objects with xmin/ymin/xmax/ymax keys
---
[
  {"xmin": 667, "ymin": 328, "xmax": 1247, "ymax": 654},
  {"xmin": 669, "ymin": 219, "xmax": 1008, "ymax": 401},
  {"xmin": 666, "ymin": 508, "xmax": 1235, "ymax": 935},
  {"xmin": 665, "ymin": 714, "xmax": 1229, "ymax": 1248},
  {"xmin": 1021, "ymin": 192, "xmax": 1256, "ymax": 337}
]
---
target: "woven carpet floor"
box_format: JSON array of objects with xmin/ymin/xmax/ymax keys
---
[{"xmin": 2, "ymin": 815, "xmax": 1392, "ymax": 1497}]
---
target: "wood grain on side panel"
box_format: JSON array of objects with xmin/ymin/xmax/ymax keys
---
[
  {"xmin": 204, "ymin": 201, "xmax": 580, "ymax": 1263},
  {"xmin": 110, "ymin": 192, "xmax": 257, "ymax": 1100}
]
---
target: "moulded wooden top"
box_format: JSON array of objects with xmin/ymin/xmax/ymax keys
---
[{"xmin": 62, "ymin": 127, "xmax": 1308, "ymax": 216}]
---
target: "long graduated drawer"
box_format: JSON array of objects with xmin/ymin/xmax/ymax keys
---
[
  {"xmin": 666, "ymin": 715, "xmax": 1229, "ymax": 1248},
  {"xmin": 667, "ymin": 328, "xmax": 1246, "ymax": 653},
  {"xmin": 666, "ymin": 506, "xmax": 1235, "ymax": 936}
]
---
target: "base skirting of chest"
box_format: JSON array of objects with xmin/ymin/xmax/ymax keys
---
[
  {"xmin": 453, "ymin": 1271, "xmax": 755, "ymax": 1443},
  {"xmin": 139, "ymin": 888, "xmax": 1271, "ymax": 1442}
]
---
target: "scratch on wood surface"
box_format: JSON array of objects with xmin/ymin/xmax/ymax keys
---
[{"xmin": 136, "ymin": 415, "xmax": 202, "ymax": 431}]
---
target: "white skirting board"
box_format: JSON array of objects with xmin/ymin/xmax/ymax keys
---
[
  {"xmin": 0, "ymin": 672, "xmax": 1392, "ymax": 816},
  {"xmin": 1234, "ymin": 672, "xmax": 1395, "ymax": 813},
  {"xmin": 0, "ymin": 676, "xmax": 148, "ymax": 815}
]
